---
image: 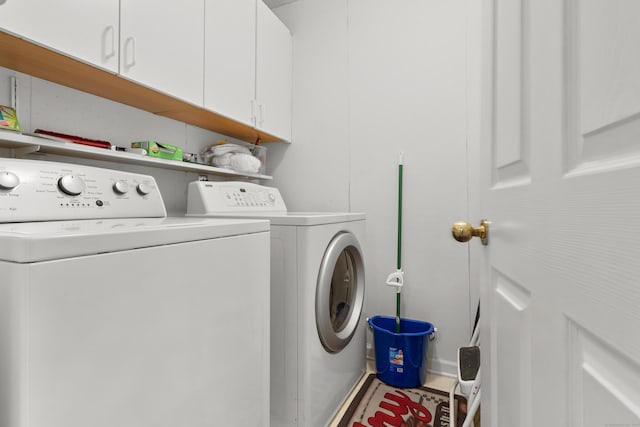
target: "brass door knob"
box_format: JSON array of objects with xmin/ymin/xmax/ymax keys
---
[{"xmin": 452, "ymin": 220, "xmax": 489, "ymax": 245}]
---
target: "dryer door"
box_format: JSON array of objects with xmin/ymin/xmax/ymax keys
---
[{"xmin": 315, "ymin": 231, "xmax": 365, "ymax": 353}]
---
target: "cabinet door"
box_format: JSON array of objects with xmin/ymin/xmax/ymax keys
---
[
  {"xmin": 0, "ymin": 0, "xmax": 119, "ymax": 72},
  {"xmin": 204, "ymin": 0, "xmax": 256, "ymax": 127},
  {"xmin": 256, "ymin": 0, "xmax": 292, "ymax": 142},
  {"xmin": 120, "ymin": 0, "xmax": 204, "ymax": 106}
]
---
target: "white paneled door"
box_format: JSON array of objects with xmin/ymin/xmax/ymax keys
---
[{"xmin": 469, "ymin": 0, "xmax": 640, "ymax": 426}]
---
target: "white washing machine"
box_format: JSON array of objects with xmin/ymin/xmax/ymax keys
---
[
  {"xmin": 0, "ymin": 159, "xmax": 270, "ymax": 427},
  {"xmin": 187, "ymin": 181, "xmax": 367, "ymax": 427}
]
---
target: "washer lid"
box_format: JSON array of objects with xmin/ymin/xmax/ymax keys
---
[
  {"xmin": 0, "ymin": 217, "xmax": 269, "ymax": 263},
  {"xmin": 257, "ymin": 212, "xmax": 366, "ymax": 226},
  {"xmin": 186, "ymin": 181, "xmax": 366, "ymax": 225}
]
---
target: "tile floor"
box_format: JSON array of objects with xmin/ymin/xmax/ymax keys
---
[{"xmin": 327, "ymin": 359, "xmax": 458, "ymax": 427}]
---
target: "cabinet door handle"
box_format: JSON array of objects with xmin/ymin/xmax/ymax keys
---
[
  {"xmin": 123, "ymin": 36, "xmax": 137, "ymax": 70},
  {"xmin": 258, "ymin": 104, "xmax": 265, "ymax": 127},
  {"xmin": 250, "ymin": 99, "xmax": 257, "ymax": 127},
  {"xmin": 102, "ymin": 26, "xmax": 116, "ymax": 61}
]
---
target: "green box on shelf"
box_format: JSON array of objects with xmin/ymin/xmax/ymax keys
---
[
  {"xmin": 0, "ymin": 105, "xmax": 22, "ymax": 131},
  {"xmin": 131, "ymin": 141, "xmax": 183, "ymax": 161}
]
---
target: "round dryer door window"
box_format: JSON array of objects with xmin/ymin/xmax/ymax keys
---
[{"xmin": 316, "ymin": 231, "xmax": 365, "ymax": 353}]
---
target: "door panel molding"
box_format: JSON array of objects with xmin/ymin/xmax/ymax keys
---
[
  {"xmin": 564, "ymin": 0, "xmax": 640, "ymax": 176},
  {"xmin": 491, "ymin": 268, "xmax": 532, "ymax": 427},
  {"xmin": 492, "ymin": 0, "xmax": 531, "ymax": 189},
  {"xmin": 566, "ymin": 317, "xmax": 640, "ymax": 425}
]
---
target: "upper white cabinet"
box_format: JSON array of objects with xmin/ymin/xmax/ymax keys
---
[
  {"xmin": 256, "ymin": 0, "xmax": 292, "ymax": 142},
  {"xmin": 0, "ymin": 0, "xmax": 119, "ymax": 72},
  {"xmin": 0, "ymin": 0, "xmax": 291, "ymax": 142},
  {"xmin": 204, "ymin": 0, "xmax": 256, "ymax": 127},
  {"xmin": 205, "ymin": 0, "xmax": 292, "ymax": 142},
  {"xmin": 120, "ymin": 0, "xmax": 205, "ymax": 106}
]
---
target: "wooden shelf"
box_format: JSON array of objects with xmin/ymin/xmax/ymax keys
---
[
  {"xmin": 0, "ymin": 130, "xmax": 271, "ymax": 180},
  {"xmin": 0, "ymin": 31, "xmax": 283, "ymax": 144}
]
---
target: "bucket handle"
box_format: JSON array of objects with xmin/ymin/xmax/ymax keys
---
[{"xmin": 367, "ymin": 318, "xmax": 438, "ymax": 341}]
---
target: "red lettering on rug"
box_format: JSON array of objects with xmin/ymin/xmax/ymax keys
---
[{"xmin": 352, "ymin": 390, "xmax": 433, "ymax": 427}]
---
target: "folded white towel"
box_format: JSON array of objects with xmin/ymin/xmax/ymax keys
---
[
  {"xmin": 229, "ymin": 153, "xmax": 261, "ymax": 173},
  {"xmin": 211, "ymin": 152, "xmax": 232, "ymax": 168},
  {"xmin": 211, "ymin": 143, "xmax": 252, "ymax": 156},
  {"xmin": 203, "ymin": 143, "xmax": 261, "ymax": 174}
]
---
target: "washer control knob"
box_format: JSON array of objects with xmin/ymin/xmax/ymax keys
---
[
  {"xmin": 0, "ymin": 171, "xmax": 20, "ymax": 190},
  {"xmin": 136, "ymin": 183, "xmax": 152, "ymax": 196},
  {"xmin": 58, "ymin": 175, "xmax": 85, "ymax": 196},
  {"xmin": 268, "ymin": 193, "xmax": 276, "ymax": 202},
  {"xmin": 113, "ymin": 180, "xmax": 130, "ymax": 195}
]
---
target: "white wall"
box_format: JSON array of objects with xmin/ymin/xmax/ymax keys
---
[
  {"xmin": 267, "ymin": 0, "xmax": 351, "ymax": 210},
  {"xmin": 272, "ymin": 0, "xmax": 474, "ymax": 375}
]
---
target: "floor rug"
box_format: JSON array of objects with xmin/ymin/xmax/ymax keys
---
[{"xmin": 336, "ymin": 374, "xmax": 467, "ymax": 427}]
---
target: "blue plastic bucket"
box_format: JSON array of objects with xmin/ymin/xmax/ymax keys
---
[{"xmin": 368, "ymin": 315, "xmax": 435, "ymax": 388}]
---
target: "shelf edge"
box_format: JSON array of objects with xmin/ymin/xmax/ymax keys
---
[{"xmin": 0, "ymin": 131, "xmax": 272, "ymax": 180}]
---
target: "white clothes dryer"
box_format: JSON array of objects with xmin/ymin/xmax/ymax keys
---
[
  {"xmin": 187, "ymin": 181, "xmax": 367, "ymax": 427},
  {"xmin": 0, "ymin": 159, "xmax": 270, "ymax": 427}
]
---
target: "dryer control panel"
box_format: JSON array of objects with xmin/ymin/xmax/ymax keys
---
[
  {"xmin": 0, "ymin": 158, "xmax": 166, "ymax": 222},
  {"xmin": 187, "ymin": 181, "xmax": 287, "ymax": 215}
]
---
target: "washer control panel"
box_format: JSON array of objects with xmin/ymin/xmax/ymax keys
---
[
  {"xmin": 187, "ymin": 181, "xmax": 287, "ymax": 215},
  {"xmin": 0, "ymin": 158, "xmax": 166, "ymax": 222}
]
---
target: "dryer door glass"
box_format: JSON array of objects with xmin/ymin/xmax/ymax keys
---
[
  {"xmin": 316, "ymin": 231, "xmax": 365, "ymax": 353},
  {"xmin": 330, "ymin": 250, "xmax": 356, "ymax": 332}
]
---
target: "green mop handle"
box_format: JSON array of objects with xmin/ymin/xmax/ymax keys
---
[
  {"xmin": 397, "ymin": 159, "xmax": 403, "ymax": 271},
  {"xmin": 396, "ymin": 154, "xmax": 403, "ymax": 333}
]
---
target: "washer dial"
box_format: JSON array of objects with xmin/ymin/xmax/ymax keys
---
[
  {"xmin": 58, "ymin": 175, "xmax": 86, "ymax": 196},
  {"xmin": 113, "ymin": 180, "xmax": 130, "ymax": 195},
  {"xmin": 0, "ymin": 171, "xmax": 20, "ymax": 190},
  {"xmin": 136, "ymin": 183, "xmax": 152, "ymax": 196}
]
